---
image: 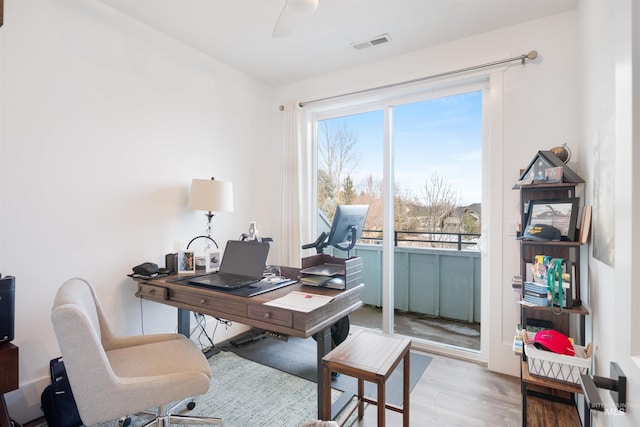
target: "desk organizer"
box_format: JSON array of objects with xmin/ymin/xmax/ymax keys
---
[
  {"xmin": 525, "ymin": 343, "xmax": 591, "ymax": 385},
  {"xmin": 301, "ymin": 254, "xmax": 363, "ymax": 290}
]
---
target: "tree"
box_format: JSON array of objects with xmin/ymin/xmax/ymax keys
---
[
  {"xmin": 353, "ymin": 175, "xmax": 383, "ymax": 238},
  {"xmin": 318, "ymin": 169, "xmax": 336, "ymax": 218},
  {"xmin": 416, "ymin": 172, "xmax": 461, "ymax": 247},
  {"xmin": 341, "ymin": 175, "xmax": 356, "ymax": 205},
  {"xmin": 317, "ymin": 121, "xmax": 361, "ymax": 216},
  {"xmin": 461, "ymin": 211, "xmax": 480, "ymax": 235},
  {"xmin": 348, "ymin": 176, "xmax": 419, "ymax": 244}
]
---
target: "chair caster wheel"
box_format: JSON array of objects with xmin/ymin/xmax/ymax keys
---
[
  {"xmin": 118, "ymin": 416, "xmax": 131, "ymax": 427},
  {"xmin": 187, "ymin": 401, "xmax": 196, "ymax": 410}
]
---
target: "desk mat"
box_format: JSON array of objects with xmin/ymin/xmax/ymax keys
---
[
  {"xmin": 170, "ymin": 276, "xmax": 297, "ymax": 297},
  {"xmin": 224, "ymin": 333, "xmax": 431, "ymax": 407}
]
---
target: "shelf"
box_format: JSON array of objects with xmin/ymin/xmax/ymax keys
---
[
  {"xmin": 522, "ymin": 361, "xmax": 583, "ymax": 395},
  {"xmin": 516, "ymin": 171, "xmax": 588, "ymax": 426},
  {"xmin": 518, "ymin": 182, "xmax": 581, "ymax": 189},
  {"xmin": 519, "ymin": 240, "xmax": 583, "ymax": 247},
  {"xmin": 521, "ymin": 303, "xmax": 589, "ymax": 316}
]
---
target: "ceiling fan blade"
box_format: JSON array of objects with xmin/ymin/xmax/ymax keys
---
[
  {"xmin": 272, "ymin": 0, "xmax": 319, "ymax": 38},
  {"xmin": 273, "ymin": 4, "xmax": 296, "ymax": 38}
]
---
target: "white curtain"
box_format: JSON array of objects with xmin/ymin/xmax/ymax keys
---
[{"xmin": 277, "ymin": 102, "xmax": 314, "ymax": 267}]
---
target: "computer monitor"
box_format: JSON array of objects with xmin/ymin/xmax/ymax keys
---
[{"xmin": 326, "ymin": 204, "xmax": 369, "ymax": 251}]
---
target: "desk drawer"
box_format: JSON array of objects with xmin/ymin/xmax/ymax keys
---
[
  {"xmin": 170, "ymin": 289, "xmax": 246, "ymax": 317},
  {"xmin": 138, "ymin": 284, "xmax": 168, "ymax": 301},
  {"xmin": 248, "ymin": 305, "xmax": 292, "ymax": 328}
]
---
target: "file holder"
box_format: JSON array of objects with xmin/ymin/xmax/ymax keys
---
[{"xmin": 301, "ymin": 254, "xmax": 363, "ymax": 290}]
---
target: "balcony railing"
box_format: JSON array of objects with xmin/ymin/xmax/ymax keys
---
[
  {"xmin": 360, "ymin": 229, "xmax": 481, "ymax": 251},
  {"xmin": 317, "ymin": 209, "xmax": 482, "ymax": 324},
  {"xmin": 326, "ymin": 234, "xmax": 481, "ymax": 324}
]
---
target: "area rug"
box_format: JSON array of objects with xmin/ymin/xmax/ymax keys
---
[
  {"xmin": 224, "ymin": 333, "xmax": 432, "ymax": 407},
  {"xmin": 37, "ymin": 351, "xmax": 343, "ymax": 427}
]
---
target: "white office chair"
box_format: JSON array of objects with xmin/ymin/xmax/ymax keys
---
[{"xmin": 51, "ymin": 277, "xmax": 222, "ymax": 426}]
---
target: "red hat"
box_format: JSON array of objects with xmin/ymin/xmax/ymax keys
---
[{"xmin": 531, "ymin": 329, "xmax": 575, "ymax": 356}]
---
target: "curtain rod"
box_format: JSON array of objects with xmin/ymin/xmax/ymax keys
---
[{"xmin": 294, "ymin": 50, "xmax": 538, "ymax": 108}]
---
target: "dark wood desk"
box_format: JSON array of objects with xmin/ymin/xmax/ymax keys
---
[
  {"xmin": 134, "ymin": 273, "xmax": 363, "ymax": 418},
  {"xmin": 0, "ymin": 343, "xmax": 19, "ymax": 427}
]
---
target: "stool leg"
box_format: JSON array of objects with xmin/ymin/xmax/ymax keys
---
[
  {"xmin": 377, "ymin": 381, "xmax": 386, "ymax": 427},
  {"xmin": 322, "ymin": 363, "xmax": 332, "ymax": 421},
  {"xmin": 358, "ymin": 378, "xmax": 364, "ymax": 419},
  {"xmin": 403, "ymin": 351, "xmax": 410, "ymax": 427}
]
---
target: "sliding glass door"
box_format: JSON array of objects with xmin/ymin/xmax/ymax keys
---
[{"xmin": 313, "ymin": 81, "xmax": 485, "ymax": 353}]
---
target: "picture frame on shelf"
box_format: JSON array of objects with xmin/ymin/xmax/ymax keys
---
[
  {"xmin": 177, "ymin": 250, "xmax": 195, "ymax": 274},
  {"xmin": 524, "ymin": 198, "xmax": 579, "ymax": 241},
  {"xmin": 205, "ymin": 249, "xmax": 221, "ymax": 273},
  {"xmin": 544, "ymin": 166, "xmax": 563, "ymax": 183}
]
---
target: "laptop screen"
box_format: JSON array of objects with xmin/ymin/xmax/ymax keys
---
[{"xmin": 219, "ymin": 240, "xmax": 270, "ymax": 278}]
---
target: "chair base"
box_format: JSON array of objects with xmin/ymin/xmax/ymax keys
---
[
  {"xmin": 130, "ymin": 399, "xmax": 222, "ymax": 427},
  {"xmin": 141, "ymin": 413, "xmax": 223, "ymax": 427}
]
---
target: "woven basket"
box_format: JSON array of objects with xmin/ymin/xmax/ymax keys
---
[{"xmin": 525, "ymin": 343, "xmax": 590, "ymax": 384}]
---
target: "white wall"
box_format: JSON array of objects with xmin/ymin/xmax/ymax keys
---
[
  {"xmin": 0, "ymin": 0, "xmax": 275, "ymax": 422},
  {"xmin": 275, "ymin": 11, "xmax": 580, "ymax": 375},
  {"xmin": 579, "ymin": 0, "xmax": 640, "ymax": 425}
]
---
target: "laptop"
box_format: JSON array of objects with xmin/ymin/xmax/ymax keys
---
[{"xmin": 187, "ymin": 240, "xmax": 270, "ymax": 290}]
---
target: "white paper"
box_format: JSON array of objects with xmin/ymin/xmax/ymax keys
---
[{"xmin": 264, "ymin": 291, "xmax": 334, "ymax": 312}]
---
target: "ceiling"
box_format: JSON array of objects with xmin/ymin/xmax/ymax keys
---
[{"xmin": 97, "ymin": 0, "xmax": 578, "ymax": 88}]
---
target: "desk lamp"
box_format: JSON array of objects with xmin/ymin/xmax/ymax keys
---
[{"xmin": 187, "ymin": 178, "xmax": 234, "ymax": 251}]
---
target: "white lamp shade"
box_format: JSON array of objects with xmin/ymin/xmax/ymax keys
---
[{"xmin": 188, "ymin": 179, "xmax": 234, "ymax": 213}]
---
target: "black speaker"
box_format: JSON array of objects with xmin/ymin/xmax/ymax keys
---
[
  {"xmin": 165, "ymin": 253, "xmax": 178, "ymax": 274},
  {"xmin": 0, "ymin": 275, "xmax": 15, "ymax": 343}
]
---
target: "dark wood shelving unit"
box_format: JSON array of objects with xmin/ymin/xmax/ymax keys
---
[{"xmin": 515, "ymin": 178, "xmax": 589, "ymax": 427}]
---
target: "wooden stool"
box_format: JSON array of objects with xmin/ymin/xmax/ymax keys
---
[{"xmin": 321, "ymin": 329, "xmax": 411, "ymax": 427}]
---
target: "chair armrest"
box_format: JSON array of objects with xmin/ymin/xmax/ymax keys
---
[{"xmin": 102, "ymin": 333, "xmax": 185, "ymax": 351}]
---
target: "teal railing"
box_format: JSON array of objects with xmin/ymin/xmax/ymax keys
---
[{"xmin": 330, "ymin": 244, "xmax": 481, "ymax": 324}]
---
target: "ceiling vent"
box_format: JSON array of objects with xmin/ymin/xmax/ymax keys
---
[{"xmin": 351, "ymin": 34, "xmax": 391, "ymax": 50}]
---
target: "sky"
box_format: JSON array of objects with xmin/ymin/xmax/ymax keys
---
[{"xmin": 323, "ymin": 90, "xmax": 483, "ymax": 206}]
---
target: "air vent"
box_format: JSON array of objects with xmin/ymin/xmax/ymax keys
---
[{"xmin": 351, "ymin": 33, "xmax": 391, "ymax": 50}]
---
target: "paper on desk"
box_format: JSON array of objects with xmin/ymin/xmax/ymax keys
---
[{"xmin": 264, "ymin": 291, "xmax": 334, "ymax": 312}]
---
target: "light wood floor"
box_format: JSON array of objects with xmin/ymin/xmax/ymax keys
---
[
  {"xmin": 342, "ymin": 349, "xmax": 522, "ymax": 427},
  {"xmin": 340, "ymin": 349, "xmax": 584, "ymax": 427}
]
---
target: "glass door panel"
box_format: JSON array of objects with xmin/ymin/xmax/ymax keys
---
[
  {"xmin": 392, "ymin": 90, "xmax": 483, "ymax": 350},
  {"xmin": 315, "ymin": 111, "xmax": 384, "ymax": 331}
]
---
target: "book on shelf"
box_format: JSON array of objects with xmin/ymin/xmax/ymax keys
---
[
  {"xmin": 513, "ymin": 335, "xmax": 524, "ymax": 354},
  {"xmin": 523, "ymin": 294, "xmax": 549, "ymax": 306},
  {"xmin": 523, "ymin": 289, "xmax": 548, "ymax": 299},
  {"xmin": 579, "ymin": 205, "xmax": 592, "ymax": 244},
  {"xmin": 527, "ymin": 256, "xmax": 576, "ymax": 308},
  {"xmin": 524, "ymin": 281, "xmax": 548, "ymax": 294},
  {"xmin": 513, "ymin": 326, "xmax": 524, "ymax": 354}
]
